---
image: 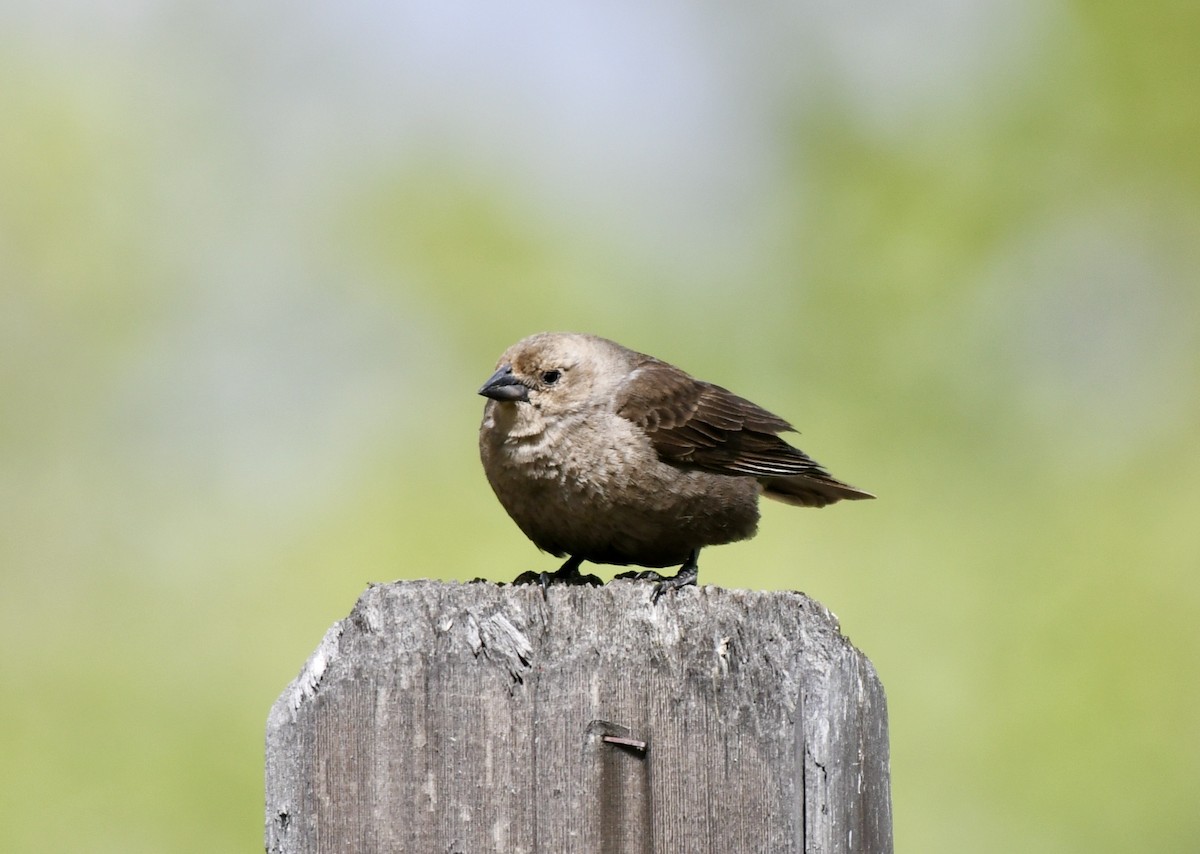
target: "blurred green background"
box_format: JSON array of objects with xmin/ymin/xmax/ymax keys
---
[{"xmin": 3, "ymin": 1, "xmax": 1198, "ymax": 851}]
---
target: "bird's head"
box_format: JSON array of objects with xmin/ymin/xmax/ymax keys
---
[{"xmin": 478, "ymin": 332, "xmax": 628, "ymax": 417}]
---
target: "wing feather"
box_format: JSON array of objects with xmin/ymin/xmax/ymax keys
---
[{"xmin": 615, "ymin": 358, "xmax": 874, "ymax": 505}]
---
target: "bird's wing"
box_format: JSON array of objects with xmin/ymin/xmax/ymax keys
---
[
  {"xmin": 614, "ymin": 358, "xmax": 874, "ymax": 506},
  {"xmin": 617, "ymin": 359, "xmax": 807, "ymax": 476}
]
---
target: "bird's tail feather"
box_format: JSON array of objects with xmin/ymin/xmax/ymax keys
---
[{"xmin": 759, "ymin": 475, "xmax": 875, "ymax": 508}]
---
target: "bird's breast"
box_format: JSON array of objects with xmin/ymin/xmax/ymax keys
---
[
  {"xmin": 479, "ymin": 404, "xmax": 762, "ymax": 567},
  {"xmin": 484, "ymin": 407, "xmax": 642, "ymax": 490}
]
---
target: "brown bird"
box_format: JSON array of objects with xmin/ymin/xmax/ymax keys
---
[{"xmin": 478, "ymin": 332, "xmax": 873, "ymax": 597}]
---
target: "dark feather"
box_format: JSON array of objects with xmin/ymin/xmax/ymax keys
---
[{"xmin": 616, "ymin": 358, "xmax": 874, "ymax": 505}]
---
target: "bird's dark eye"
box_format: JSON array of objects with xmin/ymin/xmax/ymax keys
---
[{"xmin": 541, "ymin": 370, "xmax": 561, "ymax": 385}]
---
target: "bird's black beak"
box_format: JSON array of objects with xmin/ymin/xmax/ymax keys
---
[{"xmin": 478, "ymin": 365, "xmax": 529, "ymax": 402}]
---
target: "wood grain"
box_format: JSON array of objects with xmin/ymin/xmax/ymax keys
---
[{"xmin": 266, "ymin": 580, "xmax": 891, "ymax": 853}]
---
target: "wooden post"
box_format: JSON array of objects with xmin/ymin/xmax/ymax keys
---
[{"xmin": 265, "ymin": 580, "xmax": 891, "ymax": 853}]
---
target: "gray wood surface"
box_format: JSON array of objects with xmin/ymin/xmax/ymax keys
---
[{"xmin": 265, "ymin": 580, "xmax": 891, "ymax": 853}]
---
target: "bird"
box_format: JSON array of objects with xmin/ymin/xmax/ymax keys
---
[{"xmin": 477, "ymin": 332, "xmax": 873, "ymax": 597}]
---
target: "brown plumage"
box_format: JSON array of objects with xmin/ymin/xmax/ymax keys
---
[{"xmin": 478, "ymin": 332, "xmax": 872, "ymax": 593}]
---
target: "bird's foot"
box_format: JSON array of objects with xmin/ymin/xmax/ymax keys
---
[
  {"xmin": 552, "ymin": 567, "xmax": 603, "ymax": 587},
  {"xmin": 615, "ymin": 550, "xmax": 700, "ymax": 603},
  {"xmin": 511, "ymin": 569, "xmax": 552, "ymax": 588},
  {"xmin": 649, "ymin": 564, "xmax": 698, "ymax": 603},
  {"xmin": 511, "ymin": 556, "xmax": 601, "ymax": 594}
]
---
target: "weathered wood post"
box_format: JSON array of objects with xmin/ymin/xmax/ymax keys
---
[{"xmin": 265, "ymin": 580, "xmax": 891, "ymax": 853}]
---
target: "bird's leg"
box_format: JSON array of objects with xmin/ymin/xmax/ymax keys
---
[
  {"xmin": 650, "ymin": 549, "xmax": 700, "ymax": 603},
  {"xmin": 512, "ymin": 555, "xmax": 578, "ymax": 588},
  {"xmin": 551, "ymin": 555, "xmax": 603, "ymax": 586},
  {"xmin": 551, "ymin": 554, "xmax": 584, "ymax": 582}
]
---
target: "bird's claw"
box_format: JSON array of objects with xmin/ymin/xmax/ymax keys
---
[
  {"xmin": 613, "ymin": 565, "xmax": 698, "ymax": 603},
  {"xmin": 614, "ymin": 549, "xmax": 699, "ymax": 603},
  {"xmin": 650, "ymin": 564, "xmax": 698, "ymax": 603},
  {"xmin": 510, "ymin": 558, "xmax": 602, "ymax": 594},
  {"xmin": 510, "ymin": 569, "xmax": 552, "ymax": 588}
]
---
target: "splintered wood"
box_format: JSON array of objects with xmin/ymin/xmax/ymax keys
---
[{"xmin": 266, "ymin": 580, "xmax": 891, "ymax": 853}]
